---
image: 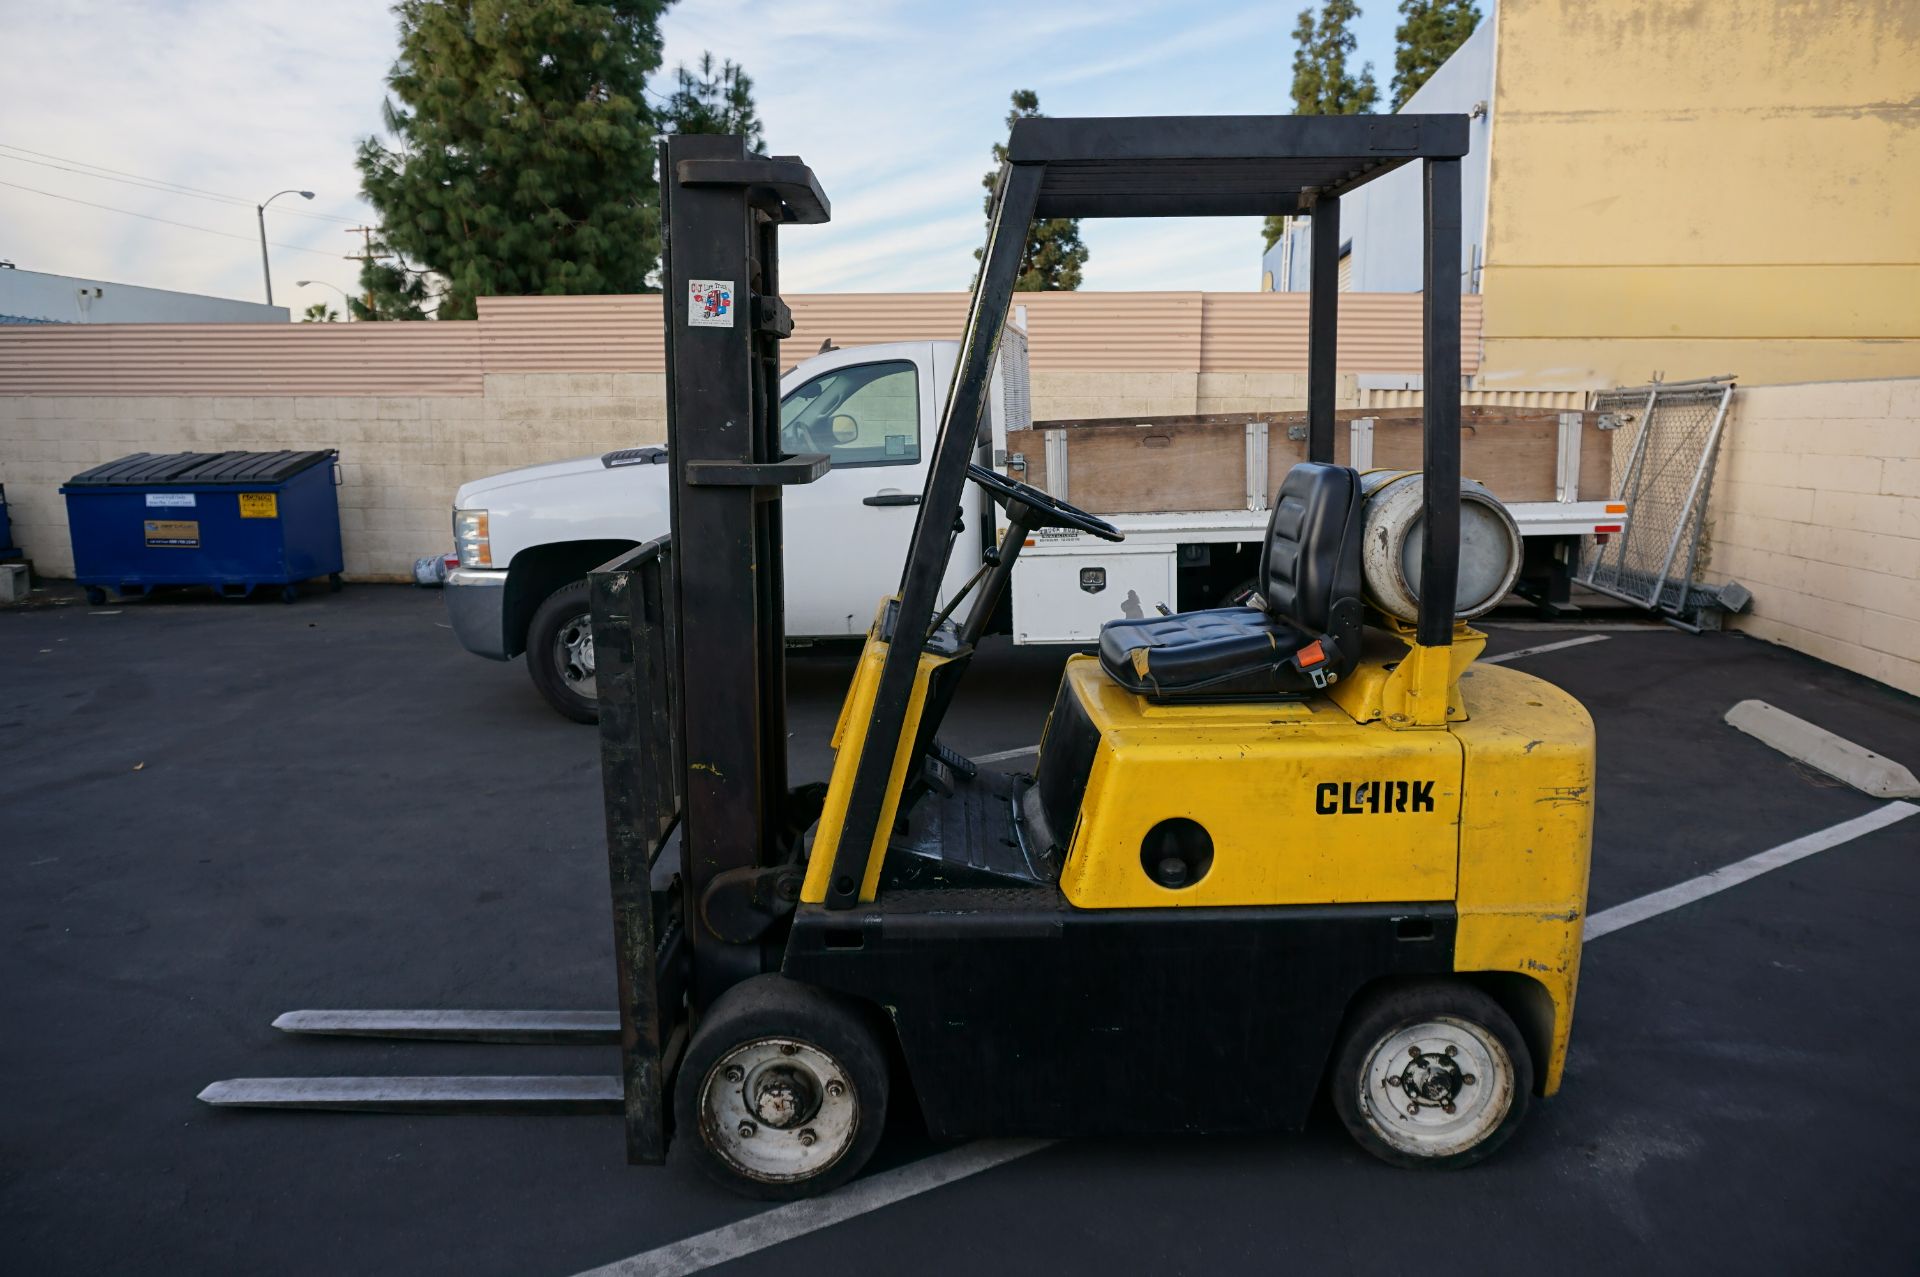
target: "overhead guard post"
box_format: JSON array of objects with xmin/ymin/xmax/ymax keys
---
[
  {"xmin": 1307, "ymin": 194, "xmax": 1341, "ymax": 466},
  {"xmin": 821, "ymin": 162, "xmax": 1043, "ymax": 910},
  {"xmin": 1417, "ymin": 157, "xmax": 1463, "ymax": 648}
]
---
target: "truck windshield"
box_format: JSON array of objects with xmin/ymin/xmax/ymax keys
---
[{"xmin": 780, "ymin": 360, "xmax": 920, "ymax": 468}]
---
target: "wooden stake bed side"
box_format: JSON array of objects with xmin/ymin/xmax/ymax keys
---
[{"xmin": 1014, "ymin": 407, "xmax": 1609, "ymax": 513}]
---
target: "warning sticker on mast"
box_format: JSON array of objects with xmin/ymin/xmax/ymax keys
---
[{"xmin": 688, "ymin": 279, "xmax": 735, "ymax": 328}]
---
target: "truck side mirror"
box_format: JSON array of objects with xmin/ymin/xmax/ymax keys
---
[{"xmin": 831, "ymin": 413, "xmax": 860, "ymax": 444}]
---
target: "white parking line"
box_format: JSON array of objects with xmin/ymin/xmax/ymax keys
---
[
  {"xmin": 572, "ymin": 1140, "xmax": 1054, "ymax": 1277},
  {"xmin": 1584, "ymin": 800, "xmax": 1916, "ymax": 941},
  {"xmin": 974, "ymin": 744, "xmax": 1038, "ymax": 763},
  {"xmin": 574, "ymin": 777, "xmax": 1916, "ymax": 1277},
  {"xmin": 1480, "ymin": 634, "xmax": 1610, "ymax": 665}
]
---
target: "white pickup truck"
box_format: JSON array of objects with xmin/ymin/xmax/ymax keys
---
[{"xmin": 446, "ymin": 329, "xmax": 1621, "ymax": 720}]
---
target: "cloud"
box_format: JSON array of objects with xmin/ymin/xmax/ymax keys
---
[{"xmin": 0, "ymin": 1, "xmax": 1381, "ymax": 302}]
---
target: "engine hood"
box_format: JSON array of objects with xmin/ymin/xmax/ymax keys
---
[{"xmin": 454, "ymin": 450, "xmax": 663, "ymax": 507}]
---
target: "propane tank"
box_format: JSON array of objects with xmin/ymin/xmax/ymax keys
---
[{"xmin": 1358, "ymin": 470, "xmax": 1523, "ymax": 623}]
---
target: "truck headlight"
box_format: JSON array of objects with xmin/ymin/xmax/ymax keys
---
[{"xmin": 454, "ymin": 508, "xmax": 491, "ymax": 567}]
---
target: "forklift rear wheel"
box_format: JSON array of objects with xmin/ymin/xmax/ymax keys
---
[
  {"xmin": 677, "ymin": 975, "xmax": 889, "ymax": 1200},
  {"xmin": 1332, "ymin": 981, "xmax": 1532, "ymax": 1170},
  {"xmin": 526, "ymin": 580, "xmax": 598, "ymax": 724}
]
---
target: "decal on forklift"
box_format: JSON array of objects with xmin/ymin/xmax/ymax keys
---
[
  {"xmin": 143, "ymin": 519, "xmax": 200, "ymax": 548},
  {"xmin": 1315, "ymin": 780, "xmax": 1436, "ymax": 815},
  {"xmin": 688, "ymin": 279, "xmax": 734, "ymax": 328}
]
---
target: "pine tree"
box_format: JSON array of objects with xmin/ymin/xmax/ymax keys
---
[
  {"xmin": 356, "ymin": 0, "xmax": 671, "ymax": 320},
  {"xmin": 352, "ymin": 248, "xmax": 436, "ymax": 321},
  {"xmin": 977, "ymin": 90, "xmax": 1088, "ymax": 291},
  {"xmin": 661, "ymin": 52, "xmax": 763, "ymax": 149},
  {"xmin": 1391, "ymin": 0, "xmax": 1479, "ymax": 109},
  {"xmin": 1263, "ymin": 1, "xmax": 1379, "ymax": 251},
  {"xmin": 1292, "ymin": 0, "xmax": 1379, "ymax": 115}
]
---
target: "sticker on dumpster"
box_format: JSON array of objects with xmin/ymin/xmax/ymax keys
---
[
  {"xmin": 688, "ymin": 279, "xmax": 734, "ymax": 328},
  {"xmin": 146, "ymin": 493, "xmax": 195, "ymax": 508},
  {"xmin": 238, "ymin": 492, "xmax": 278, "ymax": 519},
  {"xmin": 144, "ymin": 519, "xmax": 200, "ymax": 548}
]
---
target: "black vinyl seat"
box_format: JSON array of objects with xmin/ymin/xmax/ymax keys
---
[{"xmin": 1099, "ymin": 463, "xmax": 1365, "ymax": 701}]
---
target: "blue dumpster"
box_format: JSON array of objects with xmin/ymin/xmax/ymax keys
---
[{"xmin": 61, "ymin": 450, "xmax": 344, "ymax": 604}]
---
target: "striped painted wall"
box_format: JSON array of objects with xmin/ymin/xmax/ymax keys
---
[{"xmin": 0, "ymin": 292, "xmax": 1483, "ymax": 396}]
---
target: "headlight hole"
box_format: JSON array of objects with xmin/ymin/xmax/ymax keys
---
[{"xmin": 1141, "ymin": 817, "xmax": 1212, "ymax": 889}]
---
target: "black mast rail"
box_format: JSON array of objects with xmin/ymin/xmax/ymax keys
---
[
  {"xmin": 825, "ymin": 114, "xmax": 1470, "ymax": 909},
  {"xmin": 657, "ymin": 135, "xmax": 831, "ymax": 988}
]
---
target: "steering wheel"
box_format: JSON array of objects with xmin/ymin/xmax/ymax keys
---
[{"xmin": 967, "ymin": 463, "xmax": 1124, "ymax": 543}]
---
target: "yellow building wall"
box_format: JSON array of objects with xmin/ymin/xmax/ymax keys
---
[{"xmin": 1478, "ymin": 0, "xmax": 1920, "ymax": 390}]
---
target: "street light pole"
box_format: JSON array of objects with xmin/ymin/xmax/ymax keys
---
[{"xmin": 257, "ymin": 189, "xmax": 316, "ymax": 306}]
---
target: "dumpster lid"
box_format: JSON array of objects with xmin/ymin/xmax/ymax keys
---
[{"xmin": 64, "ymin": 450, "xmax": 336, "ymax": 487}]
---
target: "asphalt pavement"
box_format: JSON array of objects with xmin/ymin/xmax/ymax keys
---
[{"xmin": 2, "ymin": 584, "xmax": 1916, "ymax": 1275}]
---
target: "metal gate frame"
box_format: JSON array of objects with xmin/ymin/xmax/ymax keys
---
[{"xmin": 1576, "ymin": 376, "xmax": 1736, "ymax": 622}]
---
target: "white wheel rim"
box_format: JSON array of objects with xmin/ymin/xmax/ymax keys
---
[
  {"xmin": 699, "ymin": 1037, "xmax": 859, "ymax": 1183},
  {"xmin": 555, "ymin": 616, "xmax": 596, "ymax": 698},
  {"xmin": 1357, "ymin": 1015, "xmax": 1514, "ymax": 1158}
]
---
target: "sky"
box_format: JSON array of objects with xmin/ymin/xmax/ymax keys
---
[{"xmin": 0, "ymin": 0, "xmax": 1402, "ymax": 312}]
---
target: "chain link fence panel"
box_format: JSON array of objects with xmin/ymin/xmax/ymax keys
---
[{"xmin": 1577, "ymin": 378, "xmax": 1736, "ymax": 622}]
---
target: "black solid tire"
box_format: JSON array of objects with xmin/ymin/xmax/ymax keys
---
[
  {"xmin": 675, "ymin": 975, "xmax": 890, "ymax": 1201},
  {"xmin": 1331, "ymin": 980, "xmax": 1533, "ymax": 1170},
  {"xmin": 526, "ymin": 579, "xmax": 597, "ymax": 724}
]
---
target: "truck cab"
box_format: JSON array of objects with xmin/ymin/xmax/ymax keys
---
[{"xmin": 442, "ymin": 338, "xmax": 1014, "ymax": 719}]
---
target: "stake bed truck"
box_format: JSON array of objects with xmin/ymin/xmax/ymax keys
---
[{"xmin": 445, "ymin": 331, "xmax": 1623, "ymax": 720}]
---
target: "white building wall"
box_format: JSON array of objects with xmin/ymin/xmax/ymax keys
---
[
  {"xmin": 1262, "ymin": 15, "xmax": 1498, "ymax": 295},
  {"xmin": 0, "ymin": 267, "xmax": 288, "ymax": 324}
]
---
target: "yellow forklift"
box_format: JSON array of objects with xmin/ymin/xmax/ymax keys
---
[{"xmin": 202, "ymin": 118, "xmax": 1594, "ymax": 1200}]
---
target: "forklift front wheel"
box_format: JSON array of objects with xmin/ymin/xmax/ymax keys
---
[
  {"xmin": 1332, "ymin": 981, "xmax": 1532, "ymax": 1170},
  {"xmin": 676, "ymin": 975, "xmax": 890, "ymax": 1200}
]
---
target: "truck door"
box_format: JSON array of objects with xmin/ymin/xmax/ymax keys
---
[{"xmin": 780, "ymin": 343, "xmax": 975, "ymax": 636}]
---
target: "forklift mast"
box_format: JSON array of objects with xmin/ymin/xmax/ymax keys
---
[
  {"xmin": 586, "ymin": 137, "xmax": 833, "ymax": 1162},
  {"xmin": 655, "ymin": 135, "xmax": 832, "ymax": 1004}
]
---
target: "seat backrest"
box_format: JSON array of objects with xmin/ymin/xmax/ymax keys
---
[{"xmin": 1258, "ymin": 462, "xmax": 1364, "ymax": 645}]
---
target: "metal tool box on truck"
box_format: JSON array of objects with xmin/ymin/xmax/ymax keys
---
[{"xmin": 59, "ymin": 450, "xmax": 344, "ymax": 604}]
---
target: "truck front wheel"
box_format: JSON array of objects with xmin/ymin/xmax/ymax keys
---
[{"xmin": 526, "ymin": 580, "xmax": 598, "ymax": 724}]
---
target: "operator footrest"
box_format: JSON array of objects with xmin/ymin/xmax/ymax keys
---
[{"xmin": 931, "ymin": 738, "xmax": 979, "ymax": 781}]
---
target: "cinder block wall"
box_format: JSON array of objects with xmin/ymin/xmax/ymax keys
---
[
  {"xmin": 0, "ymin": 291, "xmax": 1458, "ymax": 583},
  {"xmin": 0, "ymin": 370, "xmax": 1357, "ymax": 581},
  {"xmin": 1705, "ymin": 378, "xmax": 1920, "ymax": 695},
  {"xmin": 1, "ymin": 373, "xmax": 667, "ymax": 580}
]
